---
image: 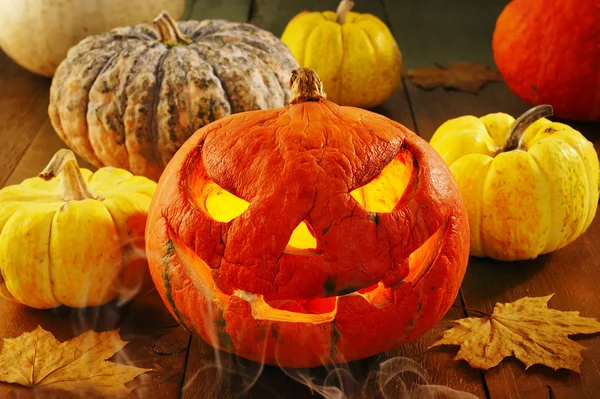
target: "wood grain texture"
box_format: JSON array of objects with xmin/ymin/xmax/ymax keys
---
[
  {"xmin": 0, "ymin": 291, "xmax": 190, "ymax": 398},
  {"xmin": 188, "ymin": 0, "xmax": 251, "ymax": 22},
  {"xmin": 382, "ymin": 0, "xmax": 509, "ymax": 70},
  {"xmin": 2, "ymin": 120, "xmax": 93, "ymax": 187},
  {"xmin": 462, "ymin": 229, "xmax": 600, "ymax": 399},
  {"xmin": 0, "ymin": 53, "xmax": 51, "ymax": 187},
  {"xmin": 383, "ymin": 0, "xmax": 528, "ymax": 141}
]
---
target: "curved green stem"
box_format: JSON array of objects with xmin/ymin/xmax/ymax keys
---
[{"xmin": 503, "ymin": 105, "xmax": 554, "ymax": 152}]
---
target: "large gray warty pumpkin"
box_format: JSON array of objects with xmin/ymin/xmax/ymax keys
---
[{"xmin": 49, "ymin": 12, "xmax": 299, "ymax": 181}]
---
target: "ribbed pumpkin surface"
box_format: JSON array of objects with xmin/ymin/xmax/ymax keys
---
[{"xmin": 49, "ymin": 15, "xmax": 298, "ymax": 180}]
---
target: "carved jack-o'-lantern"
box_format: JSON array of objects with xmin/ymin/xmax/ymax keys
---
[{"xmin": 146, "ymin": 68, "xmax": 470, "ymax": 367}]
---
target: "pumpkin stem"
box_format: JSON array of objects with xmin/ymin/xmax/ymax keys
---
[
  {"xmin": 290, "ymin": 68, "xmax": 327, "ymax": 104},
  {"xmin": 153, "ymin": 11, "xmax": 192, "ymax": 47},
  {"xmin": 336, "ymin": 0, "xmax": 355, "ymax": 24},
  {"xmin": 39, "ymin": 149, "xmax": 97, "ymax": 201},
  {"xmin": 503, "ymin": 105, "xmax": 554, "ymax": 152}
]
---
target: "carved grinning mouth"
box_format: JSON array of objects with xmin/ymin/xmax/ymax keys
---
[{"xmin": 167, "ymin": 219, "xmax": 447, "ymax": 325}]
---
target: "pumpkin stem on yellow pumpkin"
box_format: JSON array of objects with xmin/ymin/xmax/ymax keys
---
[
  {"xmin": 503, "ymin": 105, "xmax": 554, "ymax": 152},
  {"xmin": 39, "ymin": 149, "xmax": 96, "ymax": 201},
  {"xmin": 336, "ymin": 0, "xmax": 355, "ymax": 24},
  {"xmin": 290, "ymin": 68, "xmax": 327, "ymax": 104},
  {"xmin": 153, "ymin": 11, "xmax": 192, "ymax": 47}
]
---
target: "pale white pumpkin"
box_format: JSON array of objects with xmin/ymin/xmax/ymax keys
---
[{"xmin": 0, "ymin": 0, "xmax": 186, "ymax": 77}]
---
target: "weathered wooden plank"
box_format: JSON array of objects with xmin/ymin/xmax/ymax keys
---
[
  {"xmin": 0, "ymin": 292, "xmax": 190, "ymax": 398},
  {"xmin": 403, "ymin": 85, "xmax": 530, "ymax": 142},
  {"xmin": 462, "ymin": 216, "xmax": 600, "ymax": 399},
  {"xmin": 187, "ymin": 0, "xmax": 251, "ymax": 22},
  {"xmin": 383, "ymin": 0, "xmax": 527, "ymax": 141},
  {"xmin": 384, "ymin": 1, "xmax": 600, "ymax": 399},
  {"xmin": 2, "ymin": 121, "xmax": 92, "ymax": 187},
  {"xmin": 382, "ymin": 0, "xmax": 509, "ymax": 70},
  {"xmin": 0, "ymin": 53, "xmax": 51, "ymax": 187}
]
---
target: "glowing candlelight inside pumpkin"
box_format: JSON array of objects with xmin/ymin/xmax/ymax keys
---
[{"xmin": 146, "ymin": 68, "xmax": 470, "ymax": 367}]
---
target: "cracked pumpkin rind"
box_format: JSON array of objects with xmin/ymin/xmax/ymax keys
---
[
  {"xmin": 146, "ymin": 80, "xmax": 469, "ymax": 367},
  {"xmin": 492, "ymin": 0, "xmax": 600, "ymax": 121},
  {"xmin": 49, "ymin": 16, "xmax": 298, "ymax": 181}
]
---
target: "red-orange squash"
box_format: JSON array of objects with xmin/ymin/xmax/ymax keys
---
[
  {"xmin": 492, "ymin": 0, "xmax": 600, "ymax": 121},
  {"xmin": 145, "ymin": 68, "xmax": 470, "ymax": 367}
]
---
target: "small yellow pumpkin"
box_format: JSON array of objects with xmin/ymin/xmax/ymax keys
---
[
  {"xmin": 281, "ymin": 0, "xmax": 402, "ymax": 108},
  {"xmin": 430, "ymin": 105, "xmax": 599, "ymax": 261},
  {"xmin": 0, "ymin": 149, "xmax": 156, "ymax": 309}
]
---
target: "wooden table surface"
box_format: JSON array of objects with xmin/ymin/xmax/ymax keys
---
[{"xmin": 1, "ymin": 1, "xmax": 599, "ymax": 398}]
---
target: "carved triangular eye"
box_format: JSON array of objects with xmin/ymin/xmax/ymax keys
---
[
  {"xmin": 200, "ymin": 180, "xmax": 249, "ymax": 223},
  {"xmin": 350, "ymin": 150, "xmax": 415, "ymax": 213}
]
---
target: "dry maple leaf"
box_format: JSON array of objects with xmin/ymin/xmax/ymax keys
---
[
  {"xmin": 0, "ymin": 326, "xmax": 151, "ymax": 396},
  {"xmin": 406, "ymin": 62, "xmax": 502, "ymax": 93},
  {"xmin": 431, "ymin": 295, "xmax": 600, "ymax": 372}
]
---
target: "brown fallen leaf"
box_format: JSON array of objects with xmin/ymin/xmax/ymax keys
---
[
  {"xmin": 406, "ymin": 62, "xmax": 502, "ymax": 93},
  {"xmin": 0, "ymin": 326, "xmax": 151, "ymax": 396},
  {"xmin": 431, "ymin": 295, "xmax": 600, "ymax": 372}
]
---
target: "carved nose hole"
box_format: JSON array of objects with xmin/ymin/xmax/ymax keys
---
[{"xmin": 285, "ymin": 221, "xmax": 321, "ymax": 256}]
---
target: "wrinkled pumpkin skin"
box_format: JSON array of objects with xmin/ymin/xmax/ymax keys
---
[
  {"xmin": 430, "ymin": 113, "xmax": 599, "ymax": 261},
  {"xmin": 49, "ymin": 16, "xmax": 298, "ymax": 181},
  {"xmin": 146, "ymin": 72, "xmax": 469, "ymax": 367},
  {"xmin": 281, "ymin": 11, "xmax": 401, "ymax": 108},
  {"xmin": 0, "ymin": 167, "xmax": 156, "ymax": 309},
  {"xmin": 492, "ymin": 0, "xmax": 600, "ymax": 121}
]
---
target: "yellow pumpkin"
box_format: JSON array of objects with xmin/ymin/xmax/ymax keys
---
[
  {"xmin": 0, "ymin": 149, "xmax": 156, "ymax": 309},
  {"xmin": 281, "ymin": 0, "xmax": 402, "ymax": 108},
  {"xmin": 430, "ymin": 105, "xmax": 599, "ymax": 261}
]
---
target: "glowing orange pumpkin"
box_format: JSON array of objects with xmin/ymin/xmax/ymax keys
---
[{"xmin": 146, "ymin": 68, "xmax": 470, "ymax": 367}]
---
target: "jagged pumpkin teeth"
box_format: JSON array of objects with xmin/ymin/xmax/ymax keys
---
[
  {"xmin": 146, "ymin": 68, "xmax": 470, "ymax": 367},
  {"xmin": 234, "ymin": 291, "xmax": 339, "ymax": 324}
]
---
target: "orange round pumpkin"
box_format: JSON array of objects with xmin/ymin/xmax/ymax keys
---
[
  {"xmin": 492, "ymin": 0, "xmax": 600, "ymax": 121},
  {"xmin": 145, "ymin": 68, "xmax": 470, "ymax": 367}
]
